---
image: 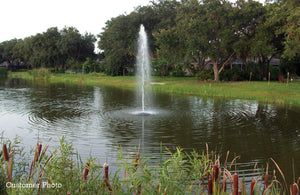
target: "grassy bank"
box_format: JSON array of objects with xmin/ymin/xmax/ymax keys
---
[
  {"xmin": 1, "ymin": 136, "xmax": 298, "ymax": 194},
  {"xmin": 8, "ymin": 71, "xmax": 300, "ymax": 107}
]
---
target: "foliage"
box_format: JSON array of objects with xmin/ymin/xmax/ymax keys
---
[
  {"xmin": 0, "ymin": 39, "xmax": 19, "ymax": 64},
  {"xmin": 0, "ymin": 26, "xmax": 96, "ymax": 71},
  {"xmin": 98, "ymin": 0, "xmax": 180, "ymax": 76},
  {"xmin": 0, "ymin": 68, "xmax": 8, "ymax": 78},
  {"xmin": 196, "ymin": 69, "xmax": 214, "ymax": 81},
  {"xmin": 0, "ymin": 135, "xmax": 297, "ymax": 194},
  {"xmin": 27, "ymin": 68, "xmax": 51, "ymax": 79},
  {"xmin": 280, "ymin": 55, "xmax": 300, "ymax": 76},
  {"xmin": 82, "ymin": 57, "xmax": 100, "ymax": 73}
]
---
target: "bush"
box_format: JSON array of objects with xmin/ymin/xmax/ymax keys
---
[
  {"xmin": 169, "ymin": 64, "xmax": 186, "ymax": 77},
  {"xmin": 280, "ymin": 55, "xmax": 300, "ymax": 76},
  {"xmin": 28, "ymin": 68, "xmax": 51, "ymax": 79},
  {"xmin": 0, "ymin": 67, "xmax": 8, "ymax": 78},
  {"xmin": 196, "ymin": 69, "xmax": 214, "ymax": 81}
]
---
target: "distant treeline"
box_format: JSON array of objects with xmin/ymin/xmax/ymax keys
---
[
  {"xmin": 1, "ymin": 0, "xmax": 299, "ymax": 80},
  {"xmin": 0, "ymin": 27, "xmax": 99, "ymax": 72}
]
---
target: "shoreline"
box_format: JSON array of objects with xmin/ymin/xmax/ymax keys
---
[{"xmin": 8, "ymin": 71, "xmax": 300, "ymax": 108}]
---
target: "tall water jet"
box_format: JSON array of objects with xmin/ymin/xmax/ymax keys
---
[{"xmin": 136, "ymin": 24, "xmax": 151, "ymax": 116}]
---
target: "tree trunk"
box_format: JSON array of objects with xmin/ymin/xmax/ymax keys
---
[{"xmin": 213, "ymin": 60, "xmax": 220, "ymax": 81}]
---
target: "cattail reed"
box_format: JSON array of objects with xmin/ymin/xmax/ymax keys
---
[
  {"xmin": 137, "ymin": 183, "xmax": 141, "ymax": 195},
  {"xmin": 82, "ymin": 162, "xmax": 90, "ymax": 181},
  {"xmin": 3, "ymin": 143, "xmax": 9, "ymax": 161},
  {"xmin": 233, "ymin": 173, "xmax": 239, "ymax": 195},
  {"xmin": 103, "ymin": 163, "xmax": 112, "ymax": 191},
  {"xmin": 34, "ymin": 143, "xmax": 42, "ymax": 162},
  {"xmin": 264, "ymin": 171, "xmax": 269, "ymax": 190},
  {"xmin": 212, "ymin": 164, "xmax": 219, "ymax": 182},
  {"xmin": 134, "ymin": 153, "xmax": 139, "ymax": 172},
  {"xmin": 208, "ymin": 178, "xmax": 213, "ymax": 194},
  {"xmin": 292, "ymin": 183, "xmax": 298, "ymax": 195},
  {"xmin": 250, "ymin": 178, "xmax": 256, "ymax": 195}
]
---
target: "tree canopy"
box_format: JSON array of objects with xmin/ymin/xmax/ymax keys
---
[
  {"xmin": 1, "ymin": 0, "xmax": 299, "ymax": 79},
  {"xmin": 97, "ymin": 0, "xmax": 299, "ymax": 79},
  {"xmin": 1, "ymin": 26, "xmax": 96, "ymax": 71}
]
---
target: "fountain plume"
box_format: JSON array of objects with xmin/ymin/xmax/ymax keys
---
[{"xmin": 136, "ymin": 24, "xmax": 151, "ymax": 115}]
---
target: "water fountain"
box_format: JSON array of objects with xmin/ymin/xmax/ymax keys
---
[{"xmin": 136, "ymin": 24, "xmax": 152, "ymax": 116}]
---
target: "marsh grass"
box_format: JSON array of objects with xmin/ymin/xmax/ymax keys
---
[{"xmin": 0, "ymin": 136, "xmax": 298, "ymax": 194}]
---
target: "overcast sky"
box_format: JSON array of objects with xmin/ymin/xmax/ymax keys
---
[{"xmin": 0, "ymin": 0, "xmax": 151, "ymax": 42}]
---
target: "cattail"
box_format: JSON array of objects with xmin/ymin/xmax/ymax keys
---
[
  {"xmin": 137, "ymin": 183, "xmax": 141, "ymax": 195},
  {"xmin": 103, "ymin": 163, "xmax": 109, "ymax": 179},
  {"xmin": 264, "ymin": 172, "xmax": 269, "ymax": 190},
  {"xmin": 134, "ymin": 153, "xmax": 139, "ymax": 172},
  {"xmin": 250, "ymin": 179, "xmax": 256, "ymax": 195},
  {"xmin": 292, "ymin": 183, "xmax": 298, "ymax": 195},
  {"xmin": 34, "ymin": 143, "xmax": 42, "ymax": 162},
  {"xmin": 233, "ymin": 173, "xmax": 239, "ymax": 195},
  {"xmin": 103, "ymin": 163, "xmax": 112, "ymax": 191},
  {"xmin": 212, "ymin": 164, "xmax": 219, "ymax": 182},
  {"xmin": 82, "ymin": 162, "xmax": 90, "ymax": 181},
  {"xmin": 3, "ymin": 143, "xmax": 9, "ymax": 161},
  {"xmin": 208, "ymin": 178, "xmax": 213, "ymax": 194}
]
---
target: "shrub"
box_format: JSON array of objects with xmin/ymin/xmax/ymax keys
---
[
  {"xmin": 0, "ymin": 67, "xmax": 8, "ymax": 78},
  {"xmin": 196, "ymin": 69, "xmax": 214, "ymax": 81}
]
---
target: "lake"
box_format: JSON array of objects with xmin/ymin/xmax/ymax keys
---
[{"xmin": 0, "ymin": 78, "xmax": 299, "ymax": 184}]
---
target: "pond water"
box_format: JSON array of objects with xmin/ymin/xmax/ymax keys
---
[{"xmin": 0, "ymin": 78, "xmax": 299, "ymax": 184}]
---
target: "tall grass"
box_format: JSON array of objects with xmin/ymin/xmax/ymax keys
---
[{"xmin": 0, "ymin": 136, "xmax": 298, "ymax": 194}]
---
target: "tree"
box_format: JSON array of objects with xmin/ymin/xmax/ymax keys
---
[
  {"xmin": 249, "ymin": 2, "xmax": 285, "ymax": 79},
  {"xmin": 267, "ymin": 0, "xmax": 300, "ymax": 59},
  {"xmin": 154, "ymin": 27, "xmax": 184, "ymax": 75},
  {"xmin": 174, "ymin": 0, "xmax": 210, "ymax": 71},
  {"xmin": 199, "ymin": 0, "xmax": 237, "ymax": 81},
  {"xmin": 58, "ymin": 27, "xmax": 96, "ymax": 69},
  {"xmin": 232, "ymin": 0, "xmax": 265, "ymax": 65},
  {"xmin": 0, "ymin": 39, "xmax": 19, "ymax": 64},
  {"xmin": 98, "ymin": 14, "xmax": 138, "ymax": 75}
]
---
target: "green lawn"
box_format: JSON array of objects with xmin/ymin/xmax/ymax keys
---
[{"xmin": 9, "ymin": 72, "xmax": 300, "ymax": 107}]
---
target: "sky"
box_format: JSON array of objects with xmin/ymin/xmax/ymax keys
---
[{"xmin": 0, "ymin": 0, "xmax": 151, "ymax": 43}]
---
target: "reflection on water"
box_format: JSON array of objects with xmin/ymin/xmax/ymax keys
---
[{"xmin": 0, "ymin": 78, "xmax": 299, "ymax": 183}]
